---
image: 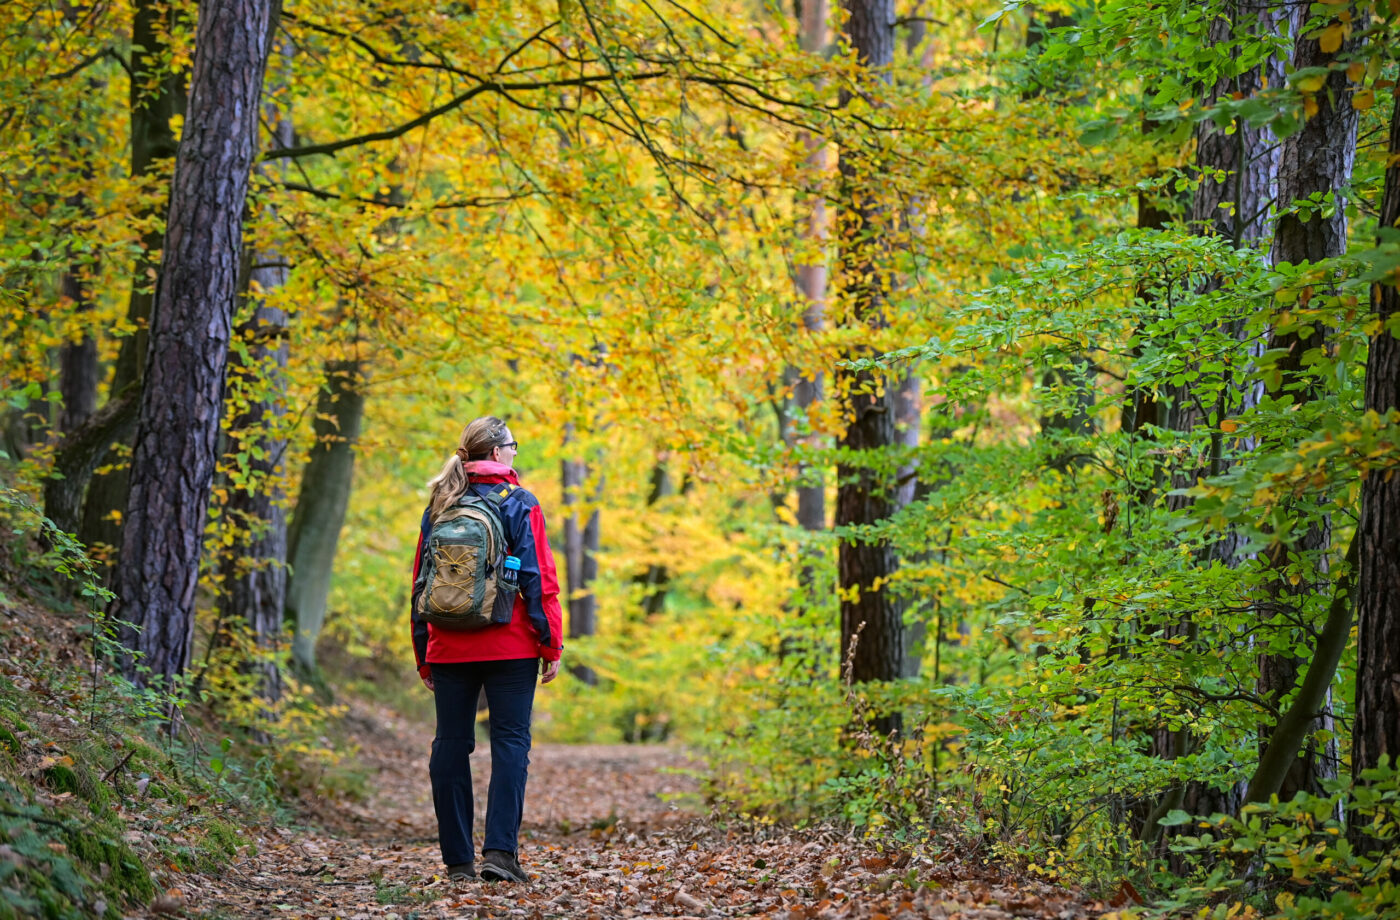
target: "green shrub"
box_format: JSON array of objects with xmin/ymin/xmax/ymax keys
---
[{"xmin": 1161, "ymin": 758, "xmax": 1400, "ymax": 920}]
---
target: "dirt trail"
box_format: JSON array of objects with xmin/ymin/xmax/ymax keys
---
[{"xmin": 170, "ymin": 704, "xmax": 1113, "ymax": 920}]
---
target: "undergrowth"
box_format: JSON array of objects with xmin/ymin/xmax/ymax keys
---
[
  {"xmin": 0, "ymin": 489, "xmax": 366, "ymax": 918},
  {"xmin": 704, "ymin": 621, "xmax": 1400, "ymax": 920}
]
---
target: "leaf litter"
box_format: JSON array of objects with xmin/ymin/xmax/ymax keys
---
[{"xmin": 145, "ymin": 701, "xmax": 1116, "ymax": 920}]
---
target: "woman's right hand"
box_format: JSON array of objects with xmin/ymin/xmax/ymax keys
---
[{"xmin": 422, "ymin": 674, "xmax": 435, "ymax": 692}]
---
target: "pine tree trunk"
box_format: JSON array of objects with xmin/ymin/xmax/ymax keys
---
[
  {"xmin": 1257, "ymin": 4, "xmax": 1360, "ymax": 802},
  {"xmin": 1353, "ymin": 91, "xmax": 1400, "ymax": 849},
  {"xmin": 1144, "ymin": 1, "xmax": 1286, "ymax": 840},
  {"xmin": 111, "ymin": 0, "xmax": 275, "ymax": 689},
  {"xmin": 835, "ymin": 0, "xmax": 903, "ymax": 734},
  {"xmin": 78, "ymin": 0, "xmax": 187, "ymax": 556},
  {"xmin": 285, "ymin": 359, "xmax": 365, "ymax": 674}
]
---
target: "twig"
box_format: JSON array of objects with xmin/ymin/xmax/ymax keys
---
[{"xmin": 101, "ymin": 749, "xmax": 136, "ymax": 784}]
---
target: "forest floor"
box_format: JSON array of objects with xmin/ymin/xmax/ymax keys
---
[{"xmin": 162, "ymin": 700, "xmax": 1125, "ymax": 920}]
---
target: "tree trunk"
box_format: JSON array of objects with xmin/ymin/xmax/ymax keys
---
[
  {"xmin": 284, "ymin": 359, "xmax": 365, "ymax": 675},
  {"xmin": 1352, "ymin": 90, "xmax": 1400, "ymax": 850},
  {"xmin": 1145, "ymin": 0, "xmax": 1287, "ymax": 839},
  {"xmin": 219, "ymin": 266, "xmax": 288, "ymax": 703},
  {"xmin": 633, "ymin": 462, "xmax": 674, "ymax": 618},
  {"xmin": 218, "ymin": 26, "xmax": 292, "ymax": 705},
  {"xmin": 1164, "ymin": 0, "xmax": 1285, "ymax": 476},
  {"xmin": 43, "ymin": 388, "xmax": 139, "ymax": 536},
  {"xmin": 78, "ymin": 0, "xmax": 187, "ymax": 556},
  {"xmin": 835, "ymin": 0, "xmax": 902, "ymax": 735},
  {"xmin": 1257, "ymin": 3, "xmax": 1360, "ymax": 802},
  {"xmin": 771, "ymin": 0, "xmax": 829, "ymax": 670},
  {"xmin": 1248, "ymin": 535, "xmax": 1357, "ymax": 805},
  {"xmin": 58, "ymin": 221, "xmax": 98, "ymax": 434},
  {"xmin": 111, "ymin": 0, "xmax": 275, "ymax": 689},
  {"xmin": 562, "ymin": 447, "xmax": 599, "ymax": 685},
  {"xmin": 1120, "ymin": 165, "xmax": 1172, "ymax": 500},
  {"xmin": 793, "ymin": 0, "xmax": 829, "ymax": 543},
  {"xmin": 894, "ymin": 370, "xmax": 924, "ymax": 678}
]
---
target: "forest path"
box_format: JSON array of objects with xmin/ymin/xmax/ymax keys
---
[{"xmin": 172, "ymin": 702, "xmax": 1113, "ymax": 920}]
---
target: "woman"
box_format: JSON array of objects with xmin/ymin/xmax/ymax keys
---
[{"xmin": 410, "ymin": 416, "xmax": 564, "ymax": 882}]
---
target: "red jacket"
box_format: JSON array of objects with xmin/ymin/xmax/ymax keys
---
[{"xmin": 410, "ymin": 462, "xmax": 564, "ymax": 676}]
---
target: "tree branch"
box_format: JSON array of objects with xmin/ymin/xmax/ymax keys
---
[
  {"xmin": 1245, "ymin": 532, "xmax": 1359, "ymax": 807},
  {"xmin": 261, "ymin": 70, "xmax": 667, "ymax": 161},
  {"xmin": 272, "ymin": 179, "xmax": 536, "ymax": 210}
]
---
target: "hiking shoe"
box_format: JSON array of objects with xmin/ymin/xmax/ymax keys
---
[
  {"xmin": 446, "ymin": 862, "xmax": 476, "ymax": 879},
  {"xmin": 479, "ymin": 849, "xmax": 528, "ymax": 883}
]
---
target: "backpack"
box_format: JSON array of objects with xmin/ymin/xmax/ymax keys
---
[{"xmin": 415, "ymin": 485, "xmax": 518, "ymax": 631}]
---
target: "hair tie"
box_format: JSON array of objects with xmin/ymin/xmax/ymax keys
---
[{"xmin": 455, "ymin": 446, "xmax": 469, "ymax": 461}]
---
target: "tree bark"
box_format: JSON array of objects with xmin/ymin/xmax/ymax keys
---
[
  {"xmin": 1120, "ymin": 168, "xmax": 1172, "ymax": 500},
  {"xmin": 218, "ymin": 23, "xmax": 292, "ymax": 704},
  {"xmin": 894, "ymin": 370, "xmax": 924, "ymax": 678},
  {"xmin": 284, "ymin": 359, "xmax": 365, "ymax": 674},
  {"xmin": 43, "ymin": 388, "xmax": 139, "ymax": 536},
  {"xmin": 219, "ymin": 266, "xmax": 288, "ymax": 703},
  {"xmin": 111, "ymin": 0, "xmax": 275, "ymax": 689},
  {"xmin": 1353, "ymin": 89, "xmax": 1400, "ymax": 849},
  {"xmin": 562, "ymin": 446, "xmax": 599, "ymax": 685},
  {"xmin": 633, "ymin": 462, "xmax": 674, "ymax": 618},
  {"xmin": 58, "ymin": 223, "xmax": 98, "ymax": 434},
  {"xmin": 793, "ymin": 0, "xmax": 829, "ymax": 542},
  {"xmin": 1256, "ymin": 3, "xmax": 1360, "ymax": 802},
  {"xmin": 835, "ymin": 0, "xmax": 902, "ymax": 734},
  {"xmin": 78, "ymin": 0, "xmax": 187, "ymax": 556},
  {"xmin": 1247, "ymin": 535, "xmax": 1357, "ymax": 805},
  {"xmin": 1145, "ymin": 0, "xmax": 1287, "ymax": 839}
]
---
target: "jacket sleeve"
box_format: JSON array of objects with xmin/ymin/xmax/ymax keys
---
[
  {"xmin": 506, "ymin": 491, "xmax": 564, "ymax": 661},
  {"xmin": 410, "ymin": 507, "xmax": 432, "ymax": 678}
]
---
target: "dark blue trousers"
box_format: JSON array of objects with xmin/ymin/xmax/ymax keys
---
[{"xmin": 429, "ymin": 658, "xmax": 538, "ymax": 866}]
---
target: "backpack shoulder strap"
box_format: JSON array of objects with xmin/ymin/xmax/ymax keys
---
[{"xmin": 484, "ymin": 483, "xmax": 516, "ymax": 509}]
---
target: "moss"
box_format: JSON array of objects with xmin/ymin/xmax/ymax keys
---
[
  {"xmin": 65, "ymin": 827, "xmax": 156, "ymax": 909},
  {"xmin": 125, "ymin": 741, "xmax": 173, "ymax": 775},
  {"xmin": 71, "ymin": 764, "xmax": 109, "ymax": 813},
  {"xmin": 0, "ymin": 710, "xmax": 29, "ymax": 734},
  {"xmin": 40, "ymin": 765, "xmax": 78, "ymax": 796},
  {"xmin": 203, "ymin": 818, "xmax": 241, "ymax": 860},
  {"xmin": 147, "ymin": 782, "xmax": 185, "ymax": 807}
]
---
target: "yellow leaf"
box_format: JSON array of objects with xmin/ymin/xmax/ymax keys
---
[
  {"xmin": 1220, "ymin": 419, "xmax": 1239, "ymax": 433},
  {"xmin": 1318, "ymin": 23, "xmax": 1345, "ymax": 55},
  {"xmin": 1295, "ymin": 73, "xmax": 1327, "ymax": 93},
  {"xmin": 1352, "ymin": 89, "xmax": 1374, "ymax": 111},
  {"xmin": 1346, "ymin": 61, "xmax": 1365, "ymax": 83}
]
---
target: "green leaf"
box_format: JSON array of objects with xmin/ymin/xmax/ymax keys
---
[{"xmin": 1160, "ymin": 809, "xmax": 1193, "ymax": 827}]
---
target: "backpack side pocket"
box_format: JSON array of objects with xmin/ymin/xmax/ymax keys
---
[{"xmin": 489, "ymin": 570, "xmax": 516, "ymax": 626}]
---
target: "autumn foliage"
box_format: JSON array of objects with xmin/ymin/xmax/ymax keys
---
[{"xmin": 1, "ymin": 0, "xmax": 1399, "ymax": 917}]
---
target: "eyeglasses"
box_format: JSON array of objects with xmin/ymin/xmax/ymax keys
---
[{"xmin": 499, "ymin": 441, "xmax": 518, "ymax": 451}]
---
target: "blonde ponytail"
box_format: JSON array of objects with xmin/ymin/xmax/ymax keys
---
[{"xmin": 427, "ymin": 416, "xmax": 510, "ymax": 518}]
